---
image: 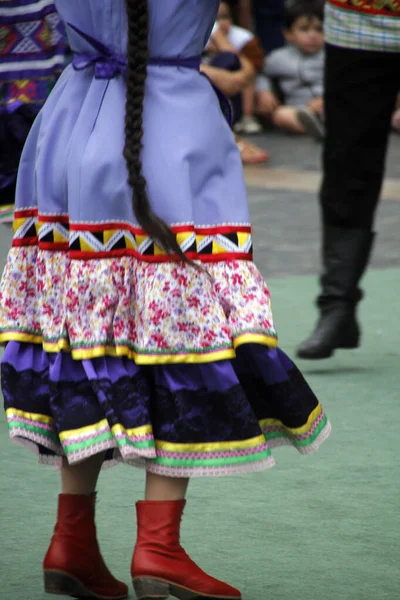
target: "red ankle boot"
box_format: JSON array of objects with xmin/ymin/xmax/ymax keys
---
[
  {"xmin": 131, "ymin": 500, "xmax": 241, "ymax": 600},
  {"xmin": 43, "ymin": 493, "xmax": 128, "ymax": 599}
]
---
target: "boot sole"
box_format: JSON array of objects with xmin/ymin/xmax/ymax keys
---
[
  {"xmin": 297, "ymin": 349, "xmax": 334, "ymax": 360},
  {"xmin": 338, "ymin": 340, "xmax": 360, "ymax": 349},
  {"xmin": 297, "ymin": 339, "xmax": 359, "ymax": 360},
  {"xmin": 133, "ymin": 577, "xmax": 241, "ymax": 600},
  {"xmin": 44, "ymin": 570, "xmax": 128, "ymax": 600}
]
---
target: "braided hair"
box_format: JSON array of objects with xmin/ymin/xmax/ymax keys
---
[{"xmin": 124, "ymin": 0, "xmax": 190, "ymax": 263}]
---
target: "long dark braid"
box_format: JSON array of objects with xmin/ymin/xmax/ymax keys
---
[{"xmin": 124, "ymin": 0, "xmax": 191, "ymax": 263}]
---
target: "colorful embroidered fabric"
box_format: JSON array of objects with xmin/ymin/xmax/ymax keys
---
[
  {"xmin": 12, "ymin": 209, "xmax": 253, "ymax": 261},
  {"xmin": 0, "ymin": 0, "xmax": 66, "ymax": 113},
  {"xmin": 0, "ymin": 1, "xmax": 66, "ymax": 224},
  {"xmin": 328, "ymin": 0, "xmax": 400, "ymax": 16},
  {"xmin": 0, "ymin": 204, "xmax": 13, "ymax": 223}
]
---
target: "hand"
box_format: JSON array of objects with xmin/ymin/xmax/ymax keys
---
[
  {"xmin": 200, "ymin": 64, "xmax": 248, "ymax": 96},
  {"xmin": 308, "ymin": 97, "xmax": 324, "ymax": 115},
  {"xmin": 257, "ymin": 90, "xmax": 280, "ymax": 115},
  {"xmin": 207, "ymin": 39, "xmax": 218, "ymax": 54},
  {"xmin": 211, "ymin": 26, "xmax": 236, "ymax": 53}
]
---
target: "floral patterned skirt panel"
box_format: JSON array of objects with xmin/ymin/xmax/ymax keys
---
[{"xmin": 0, "ymin": 242, "xmax": 331, "ymax": 477}]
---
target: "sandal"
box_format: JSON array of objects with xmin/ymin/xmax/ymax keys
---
[{"xmin": 235, "ymin": 136, "xmax": 270, "ymax": 165}]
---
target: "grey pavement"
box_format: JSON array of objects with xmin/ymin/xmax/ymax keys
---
[
  {"xmin": 249, "ymin": 129, "xmax": 400, "ymax": 177},
  {"xmin": 248, "ymin": 131, "xmax": 400, "ymax": 279}
]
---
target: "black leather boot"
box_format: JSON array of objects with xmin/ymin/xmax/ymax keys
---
[{"xmin": 297, "ymin": 227, "xmax": 374, "ymax": 360}]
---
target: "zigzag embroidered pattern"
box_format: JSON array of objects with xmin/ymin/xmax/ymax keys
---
[{"xmin": 12, "ymin": 209, "xmax": 253, "ymax": 262}]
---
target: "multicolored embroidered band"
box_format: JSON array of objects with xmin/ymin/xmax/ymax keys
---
[
  {"xmin": 12, "ymin": 209, "xmax": 253, "ymax": 261},
  {"xmin": 0, "ymin": 203, "xmax": 14, "ymax": 224},
  {"xmin": 0, "ymin": 0, "xmax": 66, "ymax": 112},
  {"xmin": 327, "ymin": 0, "xmax": 400, "ymax": 16},
  {"xmin": 5, "ymin": 405, "xmax": 330, "ymax": 476},
  {"xmin": 260, "ymin": 404, "xmax": 330, "ymax": 452}
]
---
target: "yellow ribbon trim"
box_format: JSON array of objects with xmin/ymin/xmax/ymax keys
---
[
  {"xmin": 259, "ymin": 404, "xmax": 323, "ymax": 435},
  {"xmin": 43, "ymin": 339, "xmax": 70, "ymax": 352},
  {"xmin": 40, "ymin": 337, "xmax": 237, "ymax": 364},
  {"xmin": 6, "ymin": 407, "xmax": 323, "ymax": 453},
  {"xmin": 155, "ymin": 434, "xmax": 266, "ymax": 453},
  {"xmin": 7, "ymin": 408, "xmax": 268, "ymax": 453},
  {"xmin": 112, "ymin": 423, "xmax": 153, "ymax": 438},
  {"xmin": 60, "ymin": 425, "xmax": 266, "ymax": 452},
  {"xmin": 233, "ymin": 333, "xmax": 278, "ymax": 349},
  {"xmin": 0, "ymin": 332, "xmax": 43, "ymax": 345},
  {"xmin": 59, "ymin": 420, "xmax": 153, "ymax": 441},
  {"xmin": 59, "ymin": 418, "xmax": 109, "ymax": 441},
  {"xmin": 1, "ymin": 333, "xmax": 278, "ymax": 364},
  {"xmin": 73, "ymin": 346, "xmax": 237, "ymax": 364},
  {"xmin": 6, "ymin": 407, "xmax": 54, "ymax": 425}
]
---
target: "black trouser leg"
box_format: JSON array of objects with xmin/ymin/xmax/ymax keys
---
[
  {"xmin": 320, "ymin": 44, "xmax": 400, "ymax": 304},
  {"xmin": 321, "ymin": 44, "xmax": 400, "ymax": 230},
  {"xmin": 297, "ymin": 45, "xmax": 400, "ymax": 359}
]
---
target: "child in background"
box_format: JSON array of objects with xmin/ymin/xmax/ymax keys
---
[{"xmin": 256, "ymin": 0, "xmax": 325, "ymax": 140}]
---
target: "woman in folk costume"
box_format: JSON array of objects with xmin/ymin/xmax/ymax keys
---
[{"xmin": 0, "ymin": 1, "xmax": 331, "ymax": 599}]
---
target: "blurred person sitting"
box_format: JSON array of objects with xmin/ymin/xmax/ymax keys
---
[
  {"xmin": 202, "ymin": 2, "xmax": 269, "ymax": 164},
  {"xmin": 256, "ymin": 0, "xmax": 325, "ymax": 141},
  {"xmin": 206, "ymin": 1, "xmax": 265, "ymax": 134}
]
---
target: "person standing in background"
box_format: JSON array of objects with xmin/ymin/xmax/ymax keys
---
[
  {"xmin": 235, "ymin": 0, "xmax": 285, "ymax": 54},
  {"xmin": 253, "ymin": 0, "xmax": 285, "ymax": 53},
  {"xmin": 297, "ymin": 0, "xmax": 400, "ymax": 360},
  {"xmin": 0, "ymin": 0, "xmax": 66, "ymax": 224}
]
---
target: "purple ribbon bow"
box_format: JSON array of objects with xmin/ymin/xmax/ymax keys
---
[
  {"xmin": 69, "ymin": 23, "xmax": 201, "ymax": 79},
  {"xmin": 67, "ymin": 23, "xmax": 231, "ymax": 127},
  {"xmin": 69, "ymin": 23, "xmax": 128, "ymax": 79}
]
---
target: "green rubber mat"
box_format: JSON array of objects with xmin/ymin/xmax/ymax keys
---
[{"xmin": 0, "ymin": 268, "xmax": 399, "ymax": 599}]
